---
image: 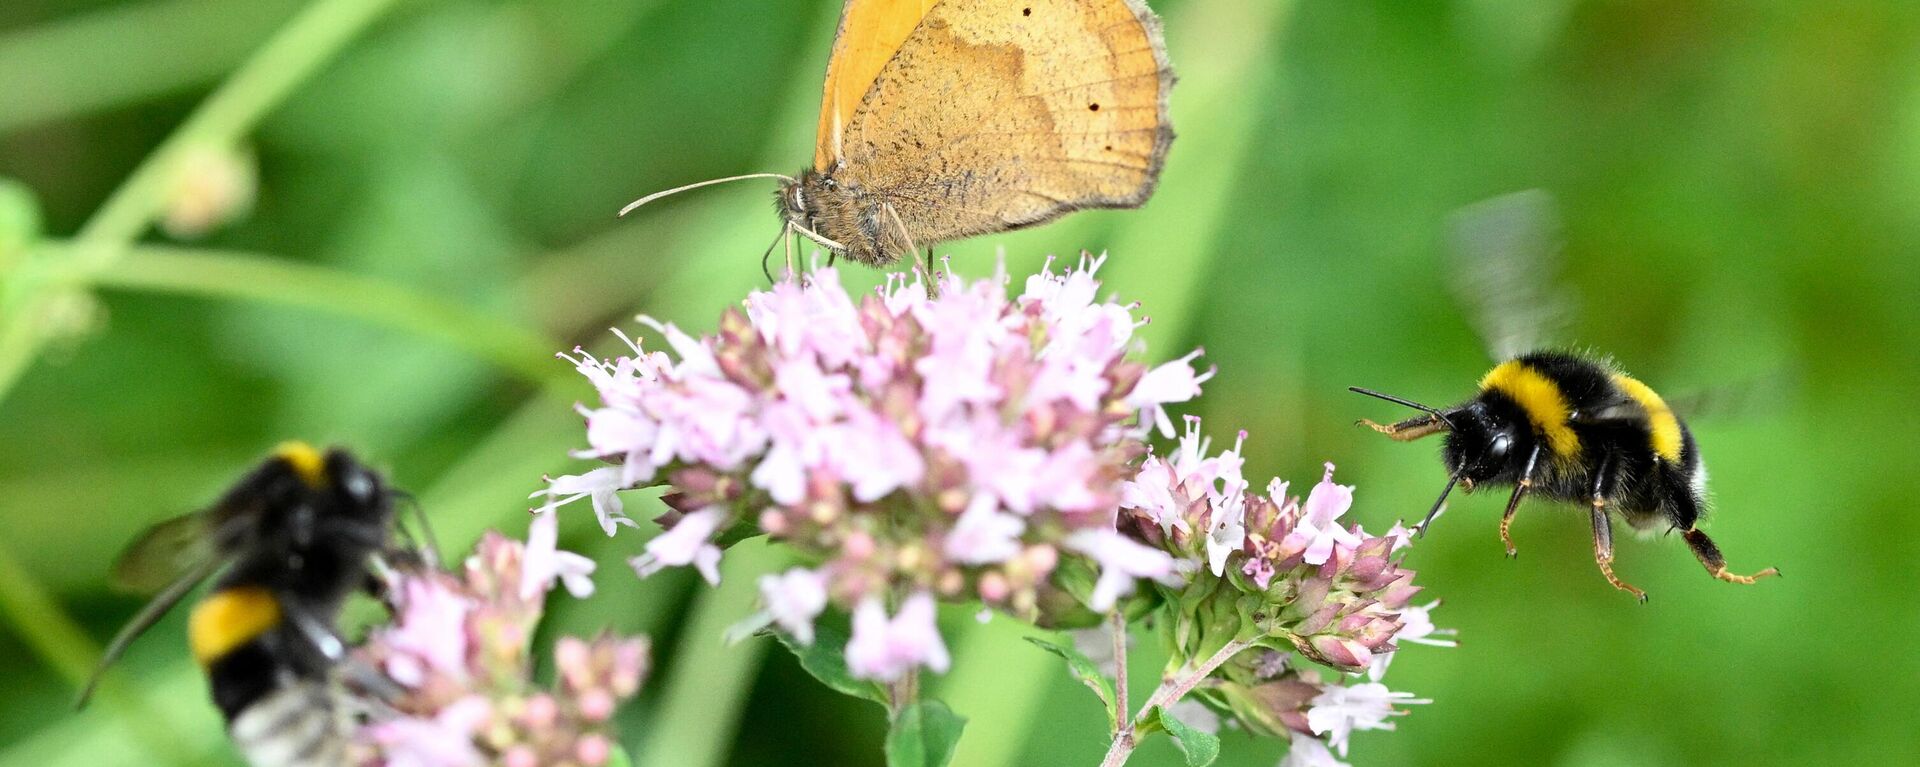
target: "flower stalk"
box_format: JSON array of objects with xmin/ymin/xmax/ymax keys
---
[{"xmin": 1098, "ymin": 638, "xmax": 1255, "ymax": 767}]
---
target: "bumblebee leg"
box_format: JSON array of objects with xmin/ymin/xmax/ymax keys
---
[
  {"xmin": 1500, "ymin": 444, "xmax": 1541, "ymax": 558},
  {"xmin": 1357, "ymin": 414, "xmax": 1447, "ymax": 442},
  {"xmin": 283, "ymin": 601, "xmax": 346, "ymax": 663},
  {"xmin": 1587, "ymin": 455, "xmax": 1647, "ymax": 602},
  {"xmin": 1680, "ymin": 528, "xmax": 1780, "ymax": 584},
  {"xmin": 1591, "ymin": 502, "xmax": 1647, "ymax": 602}
]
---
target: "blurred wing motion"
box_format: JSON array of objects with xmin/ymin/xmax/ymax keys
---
[
  {"xmin": 1655, "ymin": 370, "xmax": 1800, "ymax": 422},
  {"xmin": 1447, "ymin": 189, "xmax": 1574, "ymax": 362},
  {"xmin": 814, "ymin": 0, "xmax": 939, "ymax": 171},
  {"xmin": 111, "ymin": 512, "xmax": 219, "ymax": 593},
  {"xmin": 79, "ymin": 542, "xmax": 224, "ymax": 707}
]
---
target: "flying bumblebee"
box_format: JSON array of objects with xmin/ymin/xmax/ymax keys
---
[
  {"xmin": 78, "ymin": 442, "xmax": 414, "ymax": 766},
  {"xmin": 1350, "ymin": 191, "xmax": 1779, "ymax": 601}
]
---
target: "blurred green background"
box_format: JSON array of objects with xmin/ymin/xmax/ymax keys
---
[{"xmin": 2, "ymin": 0, "xmax": 1915, "ymax": 765}]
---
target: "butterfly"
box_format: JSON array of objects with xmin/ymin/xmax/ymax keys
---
[{"xmin": 624, "ymin": 0, "xmax": 1175, "ymax": 273}]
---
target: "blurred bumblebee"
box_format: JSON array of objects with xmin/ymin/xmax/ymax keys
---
[
  {"xmin": 1349, "ymin": 191, "xmax": 1779, "ymax": 601},
  {"xmin": 77, "ymin": 442, "xmax": 415, "ymax": 766}
]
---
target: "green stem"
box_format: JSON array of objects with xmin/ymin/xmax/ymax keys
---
[
  {"xmin": 0, "ymin": 0, "xmax": 405, "ymax": 406},
  {"xmin": 59, "ymin": 242, "xmax": 563, "ymax": 385},
  {"xmin": 632, "ymin": 540, "xmax": 779, "ymax": 767},
  {"xmin": 0, "ymin": 0, "xmax": 305, "ymax": 135},
  {"xmin": 73, "ymin": 0, "xmax": 403, "ymax": 252},
  {"xmin": 0, "ymin": 539, "xmax": 195, "ymax": 764}
]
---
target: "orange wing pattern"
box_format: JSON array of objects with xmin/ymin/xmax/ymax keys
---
[{"xmin": 814, "ymin": 0, "xmax": 940, "ymax": 171}]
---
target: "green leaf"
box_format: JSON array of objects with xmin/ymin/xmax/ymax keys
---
[
  {"xmin": 771, "ymin": 615, "xmax": 888, "ymax": 705},
  {"xmin": 1154, "ymin": 707, "xmax": 1222, "ymax": 767},
  {"xmin": 604, "ymin": 745, "xmax": 634, "ymax": 767},
  {"xmin": 885, "ymin": 699, "xmax": 968, "ymax": 767},
  {"xmin": 1025, "ymin": 636, "xmax": 1120, "ymax": 730}
]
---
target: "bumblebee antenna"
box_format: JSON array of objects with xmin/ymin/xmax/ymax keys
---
[
  {"xmin": 1415, "ymin": 475, "xmax": 1459, "ymax": 538},
  {"xmin": 1348, "ymin": 387, "xmax": 1456, "ymax": 428},
  {"xmin": 619, "ymin": 172, "xmax": 799, "ymax": 217}
]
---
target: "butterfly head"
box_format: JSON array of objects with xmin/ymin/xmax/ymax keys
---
[{"xmin": 780, "ymin": 169, "xmax": 874, "ymax": 261}]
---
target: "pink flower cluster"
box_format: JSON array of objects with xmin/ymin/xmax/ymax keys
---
[
  {"xmin": 538, "ymin": 258, "xmax": 1211, "ymax": 681},
  {"xmin": 354, "ymin": 518, "xmax": 648, "ymax": 767},
  {"xmin": 1116, "ymin": 419, "xmax": 1449, "ymax": 762},
  {"xmin": 1119, "ymin": 419, "xmax": 1426, "ymax": 672}
]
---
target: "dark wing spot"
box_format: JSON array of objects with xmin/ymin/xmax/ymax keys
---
[
  {"xmin": 1104, "ymin": 144, "xmax": 1113, "ymax": 151},
  {"xmin": 1022, "ymin": 7, "xmax": 1032, "ymax": 16},
  {"xmin": 1088, "ymin": 103, "xmax": 1100, "ymax": 111}
]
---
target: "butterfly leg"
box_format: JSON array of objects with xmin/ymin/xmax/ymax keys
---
[
  {"xmin": 1499, "ymin": 444, "xmax": 1541, "ymax": 558},
  {"xmin": 760, "ymin": 225, "xmax": 787, "ymax": 283},
  {"xmin": 881, "ymin": 203, "xmax": 936, "ymax": 297},
  {"xmin": 1680, "ymin": 527, "xmax": 1780, "ymax": 584},
  {"xmin": 1587, "ymin": 455, "xmax": 1647, "ymax": 602}
]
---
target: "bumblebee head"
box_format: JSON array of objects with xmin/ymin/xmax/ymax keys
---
[{"xmin": 1440, "ymin": 402, "xmax": 1522, "ymax": 486}]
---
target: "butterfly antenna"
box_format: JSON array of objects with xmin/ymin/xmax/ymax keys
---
[
  {"xmin": 618, "ymin": 172, "xmax": 799, "ymax": 217},
  {"xmin": 1348, "ymin": 386, "xmax": 1456, "ymax": 428}
]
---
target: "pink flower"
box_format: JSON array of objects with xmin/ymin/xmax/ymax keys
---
[
  {"xmin": 531, "ymin": 467, "xmax": 633, "ymax": 537},
  {"xmin": 1065, "ymin": 528, "xmax": 1183, "ymax": 612},
  {"xmin": 945, "ymin": 494, "xmax": 1027, "ymax": 564},
  {"xmin": 382, "ymin": 576, "xmax": 473, "ymax": 687},
  {"xmin": 845, "ymin": 592, "xmax": 951, "ymax": 681},
  {"xmin": 1287, "ymin": 464, "xmax": 1363, "ymax": 566},
  {"xmin": 631, "ymin": 506, "xmax": 725, "ymax": 584},
  {"xmin": 1279, "ymin": 732, "xmax": 1351, "ymax": 767},
  {"xmin": 544, "ymin": 256, "xmax": 1203, "ymax": 649},
  {"xmin": 363, "ymin": 696, "xmax": 490, "ymax": 767},
  {"xmin": 1367, "ymin": 600, "xmax": 1455, "ymax": 681},
  {"xmin": 1305, "ymin": 682, "xmax": 1430, "ymax": 757},
  {"xmin": 759, "ymin": 568, "xmax": 830, "ymax": 645},
  {"xmin": 521, "ymin": 511, "xmax": 597, "ymax": 600},
  {"xmin": 1127, "ymin": 349, "xmax": 1215, "ymax": 437}
]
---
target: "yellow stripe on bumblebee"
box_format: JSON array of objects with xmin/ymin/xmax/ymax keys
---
[
  {"xmin": 1478, "ymin": 360, "xmax": 1581, "ymax": 459},
  {"xmin": 1610, "ymin": 373, "xmax": 1683, "ymax": 462},
  {"xmin": 273, "ymin": 441, "xmax": 328, "ymax": 488},
  {"xmin": 189, "ymin": 586, "xmax": 281, "ymax": 667}
]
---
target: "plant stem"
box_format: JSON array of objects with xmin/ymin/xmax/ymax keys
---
[
  {"xmin": 0, "ymin": 0, "xmax": 305, "ymax": 134},
  {"xmin": 73, "ymin": 0, "xmax": 399, "ymax": 252},
  {"xmin": 1110, "ymin": 611, "xmax": 1129, "ymax": 733},
  {"xmin": 1098, "ymin": 638, "xmax": 1254, "ymax": 767},
  {"xmin": 0, "ymin": 0, "xmax": 403, "ymax": 407},
  {"xmin": 632, "ymin": 540, "xmax": 778, "ymax": 767},
  {"xmin": 68, "ymin": 242, "xmax": 563, "ymax": 385},
  {"xmin": 0, "ymin": 538, "xmax": 195, "ymax": 764}
]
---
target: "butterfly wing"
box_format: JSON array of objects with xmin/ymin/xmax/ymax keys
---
[
  {"xmin": 837, "ymin": 0, "xmax": 1174, "ymax": 244},
  {"xmin": 815, "ymin": 0, "xmax": 940, "ymax": 172}
]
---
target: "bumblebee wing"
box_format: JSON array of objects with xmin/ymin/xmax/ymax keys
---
[
  {"xmin": 1659, "ymin": 372, "xmax": 1797, "ymax": 422},
  {"xmin": 1447, "ymin": 189, "xmax": 1574, "ymax": 361},
  {"xmin": 76, "ymin": 554, "xmax": 226, "ymax": 709},
  {"xmin": 1572, "ymin": 398, "xmax": 1650, "ymax": 425},
  {"xmin": 110, "ymin": 512, "xmax": 218, "ymax": 594}
]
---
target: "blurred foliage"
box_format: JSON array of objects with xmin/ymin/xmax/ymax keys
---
[{"xmin": 2, "ymin": 0, "xmax": 1917, "ymax": 765}]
